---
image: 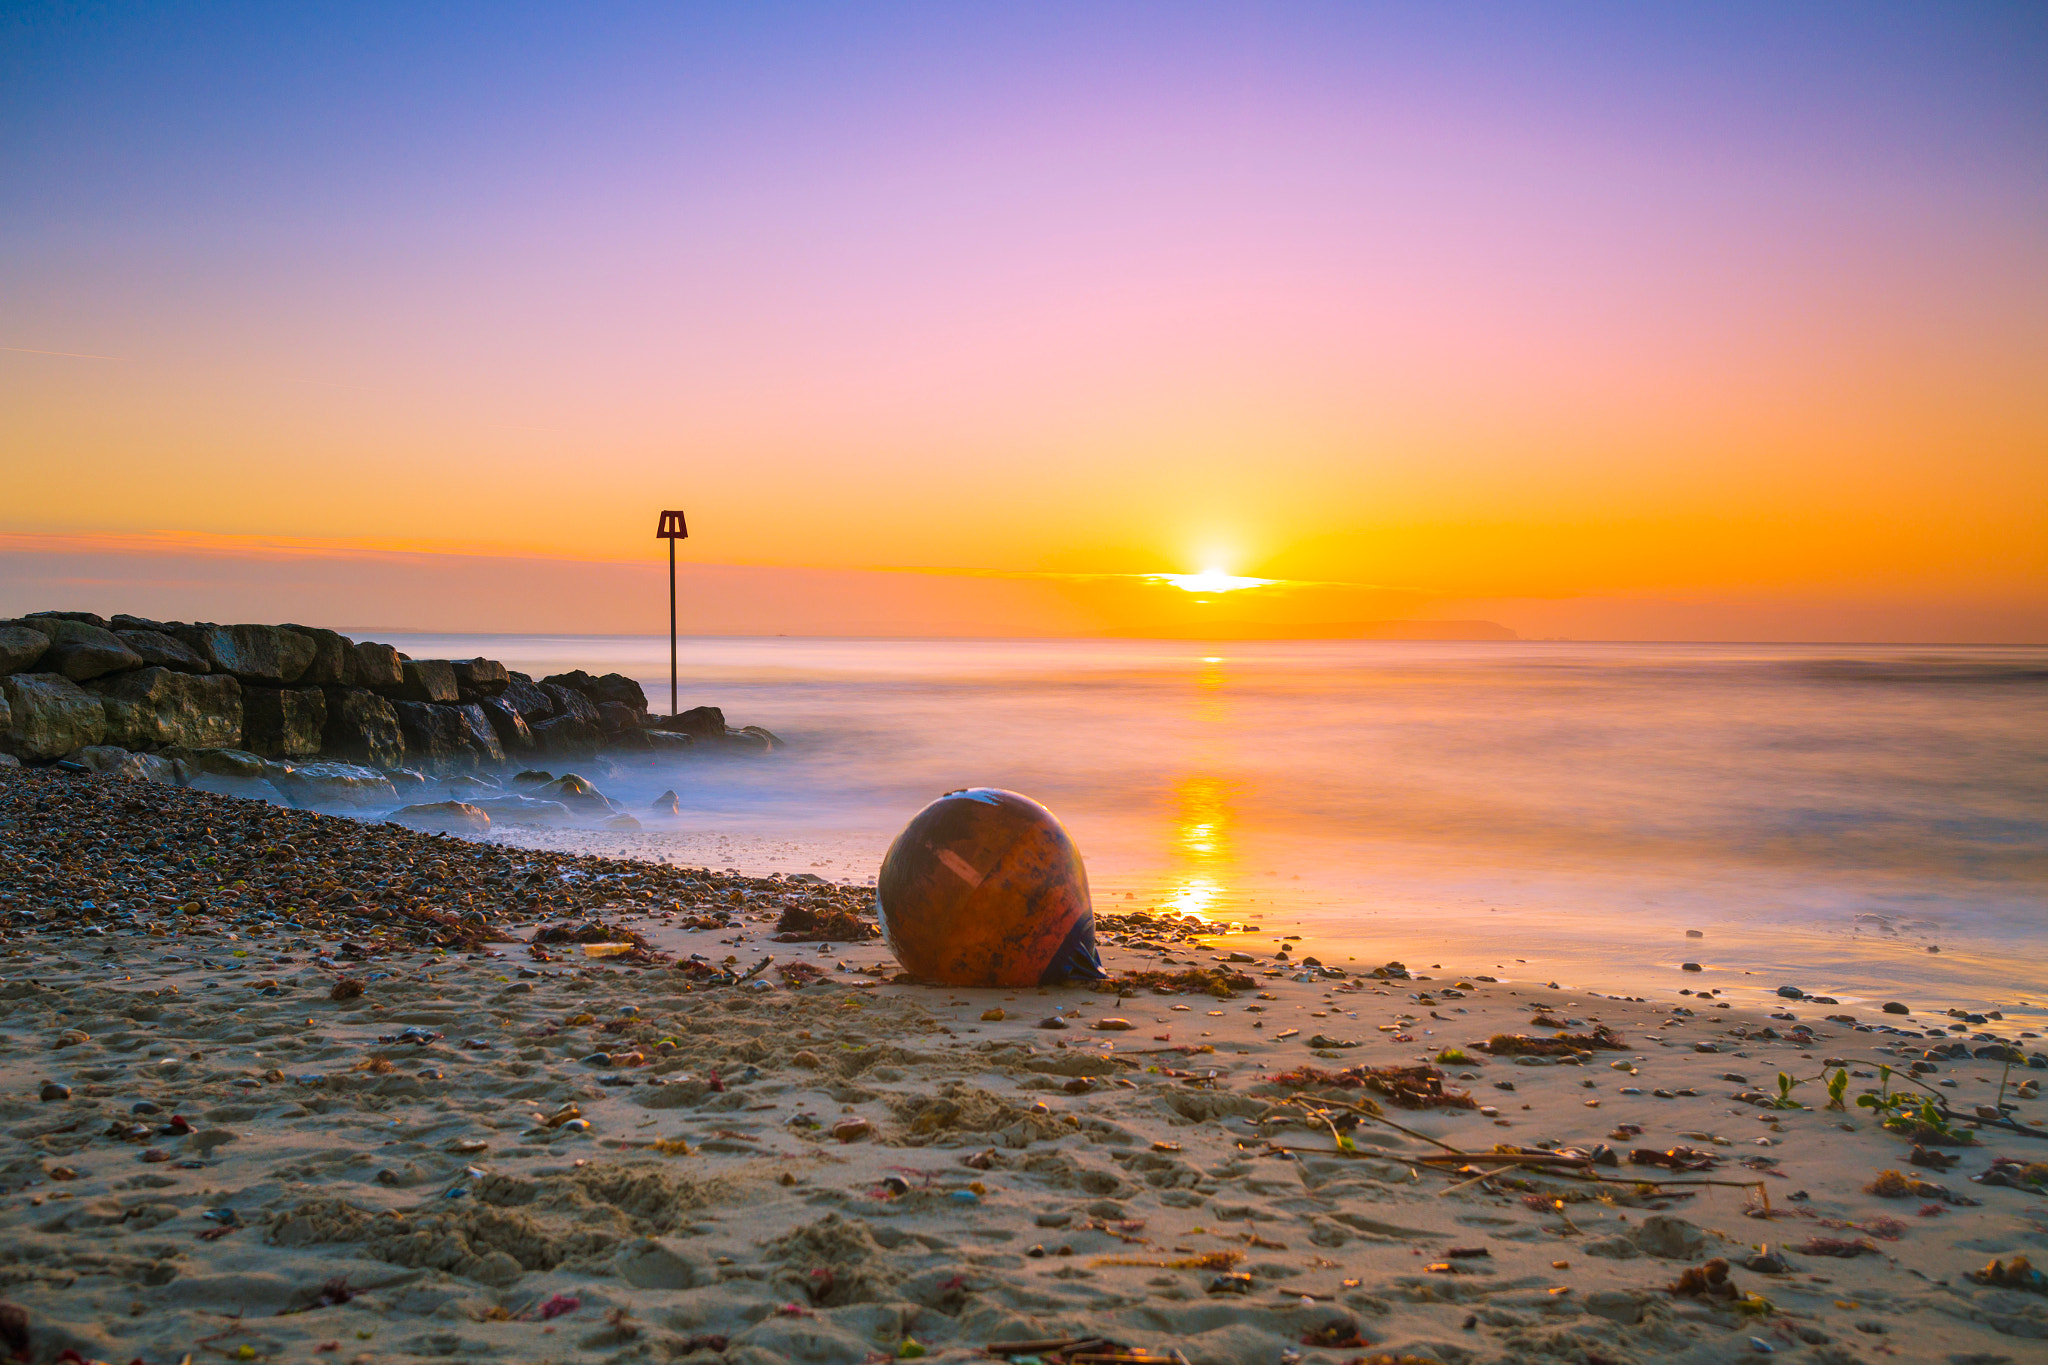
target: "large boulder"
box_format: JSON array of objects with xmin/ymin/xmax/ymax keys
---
[
  {"xmin": 654, "ymin": 705, "xmax": 726, "ymax": 739},
  {"xmin": 115, "ymin": 629, "xmax": 211, "ymax": 673},
  {"xmin": 321, "ymin": 688, "xmax": 405, "ymax": 768},
  {"xmin": 500, "ymin": 672, "xmax": 554, "ymax": 720},
  {"xmin": 389, "ymin": 801, "xmax": 490, "ymax": 834},
  {"xmin": 1, "ymin": 673, "xmax": 107, "ymax": 760},
  {"xmin": 170, "ymin": 623, "xmax": 297, "ymax": 683},
  {"xmin": 589, "ymin": 673, "xmax": 649, "ymax": 710},
  {"xmin": 164, "ymin": 746, "xmax": 280, "ymax": 797},
  {"xmin": 392, "ymin": 701, "xmax": 474, "ymax": 770},
  {"xmin": 241, "ymin": 685, "xmax": 327, "ymax": 758},
  {"xmin": 25, "ymin": 611, "xmax": 110, "ymax": 629},
  {"xmin": 451, "ymin": 658, "xmax": 509, "ymax": 698},
  {"xmin": 540, "ymin": 773, "xmax": 619, "ymax": 814},
  {"xmin": 90, "ymin": 668, "xmax": 242, "ymax": 750},
  {"xmin": 393, "ymin": 659, "xmax": 459, "ymax": 704},
  {"xmin": 540, "ymin": 669, "xmax": 598, "ymax": 695},
  {"xmin": 530, "ymin": 712, "xmax": 599, "ymax": 757},
  {"xmin": 0, "ymin": 625, "xmax": 50, "ymax": 675},
  {"xmin": 37, "ymin": 619, "xmax": 144, "ymax": 681},
  {"xmin": 467, "ymin": 794, "xmax": 573, "ymax": 826},
  {"xmin": 594, "ymin": 701, "xmax": 642, "ymax": 734},
  {"xmin": 479, "ymin": 696, "xmax": 534, "ymax": 752},
  {"xmin": 646, "ymin": 730, "xmax": 694, "ymax": 753},
  {"xmin": 274, "ymin": 628, "xmax": 318, "ymax": 683},
  {"xmin": 280, "ymin": 625, "xmax": 356, "ymax": 686},
  {"xmin": 453, "ymin": 702, "xmax": 506, "ymax": 766},
  {"xmin": 541, "ymin": 683, "xmax": 601, "ymax": 727},
  {"xmin": 270, "ymin": 762, "xmax": 398, "ymax": 811},
  {"xmin": 351, "ymin": 641, "xmax": 405, "ymax": 690},
  {"xmin": 110, "ymin": 614, "xmax": 176, "ymax": 632},
  {"xmin": 72, "ymin": 745, "xmax": 180, "ymax": 785}
]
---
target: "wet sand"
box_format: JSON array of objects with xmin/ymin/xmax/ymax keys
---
[{"xmin": 4, "ymin": 766, "xmax": 2048, "ymax": 1364}]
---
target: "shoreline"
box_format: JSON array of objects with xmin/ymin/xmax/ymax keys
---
[{"xmin": 4, "ymin": 765, "xmax": 2048, "ymax": 1363}]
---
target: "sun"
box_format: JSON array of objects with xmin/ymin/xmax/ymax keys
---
[{"xmin": 1155, "ymin": 567, "xmax": 1273, "ymax": 594}]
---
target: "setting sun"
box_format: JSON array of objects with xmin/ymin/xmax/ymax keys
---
[{"xmin": 1156, "ymin": 569, "xmax": 1274, "ymax": 595}]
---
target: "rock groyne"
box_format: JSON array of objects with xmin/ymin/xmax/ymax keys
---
[{"xmin": 0, "ymin": 611, "xmax": 773, "ymax": 798}]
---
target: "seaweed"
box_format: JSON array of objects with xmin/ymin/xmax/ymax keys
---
[
  {"xmin": 1268, "ymin": 1062, "xmax": 1471, "ymax": 1110},
  {"xmin": 1092, "ymin": 966, "xmax": 1255, "ymax": 998},
  {"xmin": 773, "ymin": 903, "xmax": 880, "ymax": 942},
  {"xmin": 1483, "ymin": 1025, "xmax": 1627, "ymax": 1056}
]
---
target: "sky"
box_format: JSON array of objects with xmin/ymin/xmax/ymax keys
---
[{"xmin": 3, "ymin": 2, "xmax": 2044, "ymax": 639}]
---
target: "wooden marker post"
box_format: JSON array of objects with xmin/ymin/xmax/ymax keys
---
[{"xmin": 655, "ymin": 510, "xmax": 689, "ymax": 717}]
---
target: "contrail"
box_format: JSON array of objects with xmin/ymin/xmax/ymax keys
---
[{"xmin": 2, "ymin": 345, "xmax": 124, "ymax": 361}]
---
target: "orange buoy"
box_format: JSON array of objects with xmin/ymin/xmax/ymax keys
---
[{"xmin": 876, "ymin": 788, "xmax": 1105, "ymax": 987}]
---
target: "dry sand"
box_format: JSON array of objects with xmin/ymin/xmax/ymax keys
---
[{"xmin": 4, "ymin": 767, "xmax": 2048, "ymax": 1365}]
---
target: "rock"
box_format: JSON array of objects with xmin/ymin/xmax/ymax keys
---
[
  {"xmin": 499, "ymin": 672, "xmax": 554, "ymax": 720},
  {"xmin": 0, "ymin": 754, "xmax": 18, "ymax": 769},
  {"xmin": 645, "ymin": 730, "xmax": 693, "ymax": 753},
  {"xmin": 1681, "ymin": 962, "xmax": 1703, "ymax": 972},
  {"xmin": 594, "ymin": 700, "xmax": 642, "ymax": 733},
  {"xmin": 1776, "ymin": 986, "xmax": 1804, "ymax": 999},
  {"xmin": 392, "ymin": 701, "xmax": 476, "ymax": 770},
  {"xmin": 604, "ymin": 727, "xmax": 652, "ymax": 752},
  {"xmin": 655, "ymin": 704, "xmax": 726, "ymax": 738},
  {"xmin": 72, "ymin": 745, "xmax": 180, "ymax": 784},
  {"xmin": 604, "ymin": 813, "xmax": 641, "ymax": 830},
  {"xmin": 586, "ymin": 673, "xmax": 648, "ymax": 710},
  {"xmin": 389, "ymin": 801, "xmax": 491, "ymax": 834},
  {"xmin": 452, "ymin": 702, "xmax": 506, "ymax": 766},
  {"xmin": 26, "ymin": 610, "xmax": 110, "ymax": 628},
  {"xmin": 512, "ymin": 770, "xmax": 552, "ymax": 785},
  {"xmin": 541, "ymin": 684, "xmax": 601, "ymax": 727},
  {"xmin": 540, "ymin": 669, "xmax": 598, "ymax": 696},
  {"xmin": 279, "ymin": 625, "xmax": 356, "ymax": 686},
  {"xmin": 467, "ymin": 794, "xmax": 573, "ymax": 825},
  {"xmin": 90, "ymin": 668, "xmax": 242, "ymax": 749},
  {"xmin": 1882, "ymin": 1002, "xmax": 1911, "ymax": 1015},
  {"xmin": 270, "ymin": 762, "xmax": 398, "ymax": 810},
  {"xmin": 170, "ymin": 624, "xmax": 297, "ymax": 683},
  {"xmin": 530, "ymin": 712, "xmax": 600, "ymax": 757},
  {"xmin": 540, "ymin": 773, "xmax": 616, "ymax": 813},
  {"xmin": 385, "ymin": 768, "xmax": 428, "ymax": 795},
  {"xmin": 727, "ymin": 724, "xmax": 782, "ymax": 752},
  {"xmin": 651, "ymin": 790, "xmax": 679, "ymax": 815},
  {"xmin": 109, "ymin": 613, "xmax": 173, "ymax": 632},
  {"xmin": 273, "ymin": 628, "xmax": 318, "ymax": 683},
  {"xmin": 350, "ymin": 641, "xmax": 405, "ymax": 690},
  {"xmin": 393, "ymin": 659, "xmax": 460, "ymax": 704},
  {"xmin": 36, "ymin": 619, "xmax": 144, "ymax": 681},
  {"xmin": 449, "ymin": 658, "xmax": 509, "ymax": 698},
  {"xmin": 114, "ymin": 629, "xmax": 211, "ymax": 672},
  {"xmin": 320, "ymin": 688, "xmax": 406, "ymax": 768},
  {"xmin": 159, "ymin": 746, "xmax": 276, "ymax": 797},
  {"xmin": 0, "ymin": 625, "xmax": 52, "ymax": 675},
  {"xmin": 478, "ymin": 696, "xmax": 534, "ymax": 752},
  {"xmin": 39, "ymin": 1081, "xmax": 70, "ymax": 1102},
  {"xmin": 1, "ymin": 673, "xmax": 107, "ymax": 760},
  {"xmin": 240, "ymin": 685, "xmax": 327, "ymax": 757}
]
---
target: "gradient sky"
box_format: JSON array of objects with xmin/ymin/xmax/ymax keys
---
[{"xmin": 4, "ymin": 3, "xmax": 2044, "ymax": 637}]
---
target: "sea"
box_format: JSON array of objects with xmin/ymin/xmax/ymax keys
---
[{"xmin": 381, "ymin": 635, "xmax": 2048, "ymax": 1025}]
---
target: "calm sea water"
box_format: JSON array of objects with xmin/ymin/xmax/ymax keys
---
[{"xmin": 383, "ymin": 635, "xmax": 2048, "ymax": 1021}]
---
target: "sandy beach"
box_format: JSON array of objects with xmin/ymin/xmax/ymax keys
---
[{"xmin": 3, "ymin": 766, "xmax": 2047, "ymax": 1365}]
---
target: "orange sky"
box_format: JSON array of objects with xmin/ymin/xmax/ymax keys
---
[{"xmin": 3, "ymin": 6, "xmax": 2044, "ymax": 640}]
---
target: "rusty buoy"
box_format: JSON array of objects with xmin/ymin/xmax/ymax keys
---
[{"xmin": 875, "ymin": 788, "xmax": 1105, "ymax": 987}]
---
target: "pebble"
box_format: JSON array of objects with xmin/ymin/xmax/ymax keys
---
[{"xmin": 38, "ymin": 1081, "xmax": 70, "ymax": 1102}]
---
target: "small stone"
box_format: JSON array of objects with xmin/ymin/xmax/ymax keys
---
[
  {"xmin": 39, "ymin": 1081, "xmax": 70, "ymax": 1102},
  {"xmin": 981, "ymin": 1008, "xmax": 1005, "ymax": 1022},
  {"xmin": 1775, "ymin": 987, "xmax": 1804, "ymax": 999},
  {"xmin": 1036, "ymin": 1017, "xmax": 1069, "ymax": 1030},
  {"xmin": 1092, "ymin": 1018, "xmax": 1134, "ymax": 1032},
  {"xmin": 1681, "ymin": 963, "xmax": 1703, "ymax": 973},
  {"xmin": 831, "ymin": 1117, "xmax": 872, "ymax": 1143},
  {"xmin": 1882, "ymin": 1002, "xmax": 1911, "ymax": 1015},
  {"xmin": 1685, "ymin": 929, "xmax": 1704, "ymax": 938}
]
